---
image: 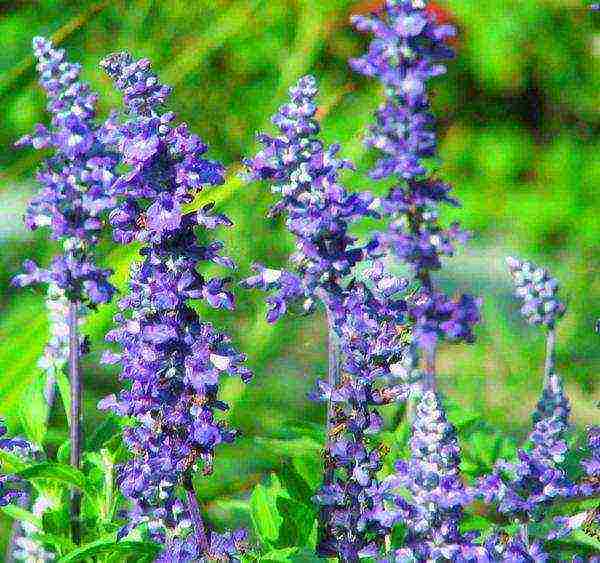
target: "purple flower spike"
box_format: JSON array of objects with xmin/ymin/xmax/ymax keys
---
[
  {"xmin": 351, "ymin": 1, "xmax": 480, "ymax": 353},
  {"xmin": 100, "ymin": 52, "xmax": 249, "ymax": 560},
  {"xmin": 369, "ymin": 392, "xmax": 490, "ymax": 561},
  {"xmin": 475, "ymin": 367, "xmax": 576, "ymax": 527},
  {"xmin": 242, "ymin": 75, "xmax": 379, "ymax": 306},
  {"xmin": 13, "ymin": 37, "xmax": 117, "ymax": 306},
  {"xmin": 506, "ymin": 257, "xmax": 566, "ymax": 328},
  {"xmin": 242, "ymin": 76, "xmax": 414, "ymax": 559}
]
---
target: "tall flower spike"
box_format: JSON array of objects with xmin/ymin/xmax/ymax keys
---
[
  {"xmin": 369, "ymin": 391, "xmax": 489, "ymax": 561},
  {"xmin": 242, "ymin": 75, "xmax": 379, "ymax": 315},
  {"xmin": 99, "ymin": 52, "xmax": 250, "ymax": 561},
  {"xmin": 13, "ymin": 37, "xmax": 117, "ymax": 306},
  {"xmin": 475, "ymin": 369, "xmax": 576, "ymax": 543},
  {"xmin": 351, "ymin": 1, "xmax": 480, "ymax": 375},
  {"xmin": 12, "ymin": 36, "xmax": 118, "ymax": 544},
  {"xmin": 242, "ymin": 76, "xmax": 414, "ymax": 561},
  {"xmin": 313, "ymin": 268, "xmax": 415, "ymax": 560}
]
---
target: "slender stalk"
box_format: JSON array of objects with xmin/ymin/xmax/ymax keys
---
[
  {"xmin": 324, "ymin": 306, "xmax": 341, "ymax": 485},
  {"xmin": 519, "ymin": 521, "xmax": 529, "ymax": 548},
  {"xmin": 543, "ymin": 327, "xmax": 556, "ymax": 386},
  {"xmin": 424, "ymin": 345, "xmax": 437, "ymax": 393},
  {"xmin": 68, "ymin": 300, "xmax": 81, "ymax": 544},
  {"xmin": 184, "ymin": 476, "xmax": 210, "ymax": 555},
  {"xmin": 316, "ymin": 304, "xmax": 342, "ymax": 557}
]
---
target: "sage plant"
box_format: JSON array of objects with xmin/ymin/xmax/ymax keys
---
[
  {"xmin": 477, "ymin": 258, "xmax": 599, "ymax": 555},
  {"xmin": 12, "ymin": 37, "xmax": 117, "ymax": 542},
  {"xmin": 350, "ymin": 0, "xmax": 480, "ymax": 394},
  {"xmin": 98, "ymin": 52, "xmax": 250, "ymax": 560},
  {"xmin": 242, "ymin": 76, "xmax": 417, "ymax": 560},
  {"xmin": 368, "ymin": 392, "xmax": 490, "ymax": 561}
]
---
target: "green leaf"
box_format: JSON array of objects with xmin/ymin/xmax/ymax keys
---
[
  {"xmin": 260, "ymin": 547, "xmax": 300, "ymax": 562},
  {"xmin": 19, "ymin": 370, "xmax": 50, "ymax": 446},
  {"xmin": 55, "ymin": 366, "xmax": 71, "ymax": 426},
  {"xmin": 0, "ymin": 448, "xmax": 29, "ymax": 472},
  {"xmin": 278, "ymin": 461, "xmax": 313, "ymax": 505},
  {"xmin": 275, "ymin": 496, "xmax": 316, "ymax": 548},
  {"xmin": 42, "ymin": 506, "xmax": 71, "ymax": 539},
  {"xmin": 18, "ymin": 462, "xmax": 91, "ymax": 495},
  {"xmin": 57, "ymin": 537, "xmax": 160, "ymax": 562},
  {"xmin": 250, "ymin": 481, "xmax": 283, "ymax": 544},
  {"xmin": 57, "ymin": 440, "xmax": 70, "ymax": 464},
  {"xmin": 85, "ymin": 414, "xmax": 122, "ymax": 452},
  {"xmin": 1, "ymin": 504, "xmax": 43, "ymax": 528}
]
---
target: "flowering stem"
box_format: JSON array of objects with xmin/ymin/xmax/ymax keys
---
[
  {"xmin": 184, "ymin": 476, "xmax": 209, "ymax": 555},
  {"xmin": 519, "ymin": 522, "xmax": 529, "ymax": 547},
  {"xmin": 324, "ymin": 306, "xmax": 341, "ymax": 485},
  {"xmin": 424, "ymin": 346, "xmax": 437, "ymax": 393},
  {"xmin": 68, "ymin": 300, "xmax": 81, "ymax": 544},
  {"xmin": 544, "ymin": 327, "xmax": 556, "ymax": 386}
]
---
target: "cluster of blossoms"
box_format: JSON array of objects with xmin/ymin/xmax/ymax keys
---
[
  {"xmin": 242, "ymin": 75, "xmax": 422, "ymax": 559},
  {"xmin": 97, "ymin": 51, "xmax": 251, "ymax": 560},
  {"xmin": 12, "ymin": 37, "xmax": 116, "ymax": 307},
  {"xmin": 12, "ymin": 495, "xmax": 56, "ymax": 562},
  {"xmin": 474, "ymin": 259, "xmax": 600, "ymax": 557},
  {"xmin": 242, "ymin": 75, "xmax": 379, "ymax": 318},
  {"xmin": 350, "ymin": 0, "xmax": 480, "ymax": 355},
  {"xmin": 0, "ymin": 422, "xmax": 30, "ymax": 508},
  {"xmin": 313, "ymin": 267, "xmax": 419, "ymax": 560},
  {"xmin": 477, "ymin": 372, "xmax": 574, "ymax": 534},
  {"xmin": 371, "ymin": 391, "xmax": 490, "ymax": 561},
  {"xmin": 506, "ymin": 256, "xmax": 566, "ymax": 328}
]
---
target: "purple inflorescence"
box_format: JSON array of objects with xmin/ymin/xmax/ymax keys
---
[
  {"xmin": 98, "ymin": 52, "xmax": 250, "ymax": 560},
  {"xmin": 0, "ymin": 421, "xmax": 31, "ymax": 508},
  {"xmin": 12, "ymin": 37, "xmax": 116, "ymax": 306},
  {"xmin": 484, "ymin": 532, "xmax": 550, "ymax": 562},
  {"xmin": 476, "ymin": 372, "xmax": 574, "ymax": 522},
  {"xmin": 312, "ymin": 267, "xmax": 416, "ymax": 560},
  {"xmin": 368, "ymin": 391, "xmax": 490, "ymax": 561},
  {"xmin": 350, "ymin": 0, "xmax": 480, "ymax": 353},
  {"xmin": 506, "ymin": 256, "xmax": 566, "ymax": 328},
  {"xmin": 242, "ymin": 75, "xmax": 379, "ymax": 317},
  {"xmin": 155, "ymin": 528, "xmax": 248, "ymax": 563},
  {"xmin": 242, "ymin": 75, "xmax": 417, "ymax": 559}
]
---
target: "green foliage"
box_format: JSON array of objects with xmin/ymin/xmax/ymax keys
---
[
  {"xmin": 248, "ymin": 463, "xmax": 318, "ymax": 559},
  {"xmin": 0, "ymin": 0, "xmax": 598, "ymax": 558}
]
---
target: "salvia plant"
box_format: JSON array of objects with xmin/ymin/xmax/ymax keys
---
[{"xmin": 2, "ymin": 1, "xmax": 598, "ymax": 562}]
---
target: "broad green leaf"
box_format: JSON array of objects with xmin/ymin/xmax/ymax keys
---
[
  {"xmin": 85, "ymin": 413, "xmax": 121, "ymax": 451},
  {"xmin": 0, "ymin": 448, "xmax": 29, "ymax": 472},
  {"xmin": 2, "ymin": 504, "xmax": 43, "ymax": 528},
  {"xmin": 260, "ymin": 547, "xmax": 300, "ymax": 562},
  {"xmin": 250, "ymin": 480, "xmax": 283, "ymax": 544},
  {"xmin": 278, "ymin": 461, "xmax": 313, "ymax": 505},
  {"xmin": 19, "ymin": 369, "xmax": 50, "ymax": 446},
  {"xmin": 42, "ymin": 506, "xmax": 71, "ymax": 541},
  {"xmin": 57, "ymin": 537, "xmax": 160, "ymax": 562},
  {"xmin": 18, "ymin": 461, "xmax": 92, "ymax": 495},
  {"xmin": 275, "ymin": 496, "xmax": 316, "ymax": 548}
]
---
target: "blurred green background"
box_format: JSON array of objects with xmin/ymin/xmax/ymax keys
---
[{"xmin": 0, "ymin": 0, "xmax": 598, "ymax": 553}]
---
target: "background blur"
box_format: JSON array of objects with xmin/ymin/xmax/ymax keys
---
[{"xmin": 0, "ymin": 0, "xmax": 598, "ymax": 553}]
